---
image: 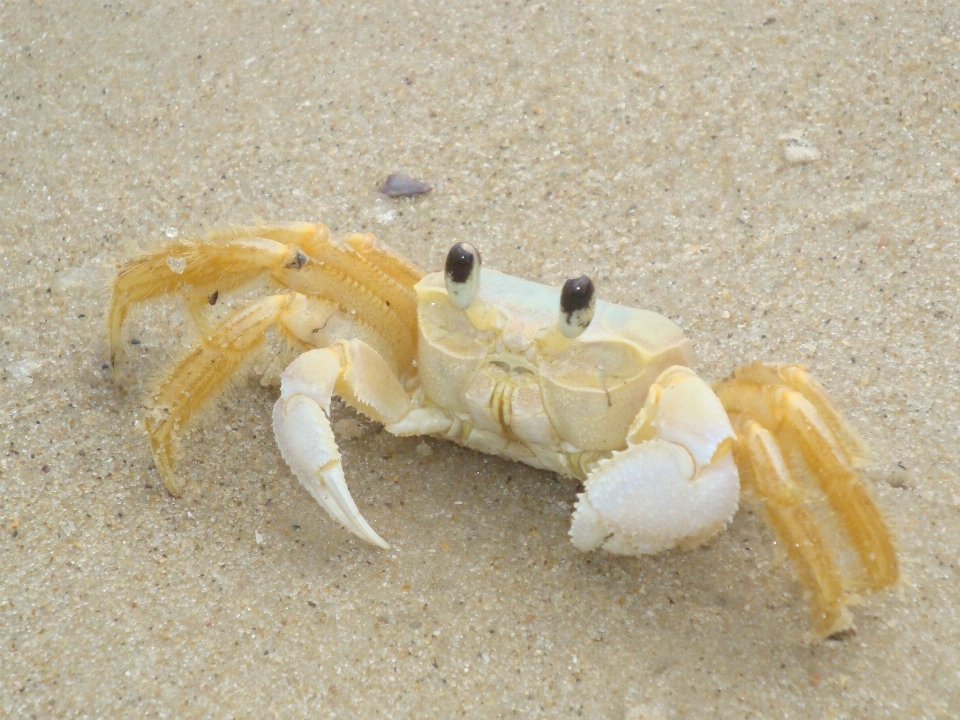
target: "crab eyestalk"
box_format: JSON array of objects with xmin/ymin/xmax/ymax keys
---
[
  {"xmin": 444, "ymin": 242, "xmax": 481, "ymax": 309},
  {"xmin": 559, "ymin": 274, "xmax": 596, "ymax": 338}
]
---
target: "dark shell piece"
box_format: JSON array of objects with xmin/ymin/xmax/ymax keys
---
[{"xmin": 380, "ymin": 173, "xmax": 432, "ymax": 198}]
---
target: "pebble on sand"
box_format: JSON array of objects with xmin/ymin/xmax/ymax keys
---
[{"xmin": 380, "ymin": 173, "xmax": 432, "ymax": 198}]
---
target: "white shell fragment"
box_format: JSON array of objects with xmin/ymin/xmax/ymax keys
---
[
  {"xmin": 165, "ymin": 255, "xmax": 187, "ymax": 274},
  {"xmin": 784, "ymin": 142, "xmax": 822, "ymax": 163},
  {"xmin": 780, "ymin": 132, "xmax": 822, "ymax": 164}
]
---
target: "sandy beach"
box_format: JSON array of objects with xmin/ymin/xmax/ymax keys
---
[{"xmin": 3, "ymin": 1, "xmax": 959, "ymax": 716}]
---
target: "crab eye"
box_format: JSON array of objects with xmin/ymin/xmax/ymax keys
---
[
  {"xmin": 559, "ymin": 274, "xmax": 596, "ymax": 338},
  {"xmin": 444, "ymin": 242, "xmax": 481, "ymax": 309}
]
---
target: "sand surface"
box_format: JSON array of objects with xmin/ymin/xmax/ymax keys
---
[{"xmin": 3, "ymin": 1, "xmax": 959, "ymax": 717}]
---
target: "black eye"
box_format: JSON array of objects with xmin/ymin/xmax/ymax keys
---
[
  {"xmin": 444, "ymin": 242, "xmax": 481, "ymax": 309},
  {"xmin": 559, "ymin": 274, "xmax": 596, "ymax": 338}
]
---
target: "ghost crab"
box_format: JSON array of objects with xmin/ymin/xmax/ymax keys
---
[{"xmin": 110, "ymin": 222, "xmax": 897, "ymax": 638}]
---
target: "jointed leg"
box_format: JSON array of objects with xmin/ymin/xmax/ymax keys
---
[
  {"xmin": 146, "ymin": 294, "xmax": 293, "ymax": 495},
  {"xmin": 144, "ymin": 283, "xmax": 413, "ymax": 548},
  {"xmin": 715, "ymin": 363, "xmax": 898, "ymax": 636},
  {"xmin": 115, "ymin": 223, "xmax": 429, "ymax": 545},
  {"xmin": 777, "ymin": 394, "xmax": 898, "ymax": 589},
  {"xmin": 109, "ymin": 223, "xmax": 423, "ymax": 372},
  {"xmin": 725, "ymin": 363, "xmax": 868, "ymax": 467},
  {"xmin": 110, "ymin": 234, "xmax": 304, "ymax": 366},
  {"xmin": 735, "ymin": 420, "xmax": 850, "ymax": 637}
]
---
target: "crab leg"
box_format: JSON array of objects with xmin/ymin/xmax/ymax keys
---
[
  {"xmin": 776, "ymin": 393, "xmax": 898, "ymax": 589},
  {"xmin": 140, "ymin": 292, "xmax": 336, "ymax": 489},
  {"xmin": 109, "ymin": 232, "xmax": 303, "ymax": 367},
  {"xmin": 109, "ymin": 222, "xmax": 422, "ymax": 370},
  {"xmin": 272, "ymin": 341, "xmax": 412, "ymax": 548},
  {"xmin": 724, "ymin": 363, "xmax": 868, "ymax": 467},
  {"xmin": 272, "ymin": 254, "xmax": 416, "ymax": 372},
  {"xmin": 715, "ymin": 366, "xmax": 898, "ymax": 588},
  {"xmin": 146, "ymin": 294, "xmax": 294, "ymax": 496},
  {"xmin": 733, "ymin": 420, "xmax": 850, "ymax": 636},
  {"xmin": 715, "ymin": 363, "xmax": 898, "ymax": 635},
  {"xmin": 116, "ymin": 223, "xmax": 424, "ymax": 505}
]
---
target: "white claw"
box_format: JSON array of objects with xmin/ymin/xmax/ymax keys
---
[
  {"xmin": 272, "ymin": 348, "xmax": 392, "ymax": 549},
  {"xmin": 570, "ymin": 366, "xmax": 739, "ymax": 556},
  {"xmin": 636, "ymin": 365, "xmax": 736, "ymax": 468}
]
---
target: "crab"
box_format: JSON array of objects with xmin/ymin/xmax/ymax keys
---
[{"xmin": 109, "ymin": 222, "xmax": 898, "ymax": 638}]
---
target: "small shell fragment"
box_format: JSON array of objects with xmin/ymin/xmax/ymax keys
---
[
  {"xmin": 781, "ymin": 137, "xmax": 822, "ymax": 164},
  {"xmin": 165, "ymin": 256, "xmax": 187, "ymax": 274},
  {"xmin": 380, "ymin": 173, "xmax": 432, "ymax": 198}
]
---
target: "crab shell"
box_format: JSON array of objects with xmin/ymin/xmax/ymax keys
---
[{"xmin": 416, "ymin": 268, "xmax": 693, "ymax": 458}]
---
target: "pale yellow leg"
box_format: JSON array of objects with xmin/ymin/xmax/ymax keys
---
[
  {"xmin": 341, "ymin": 232, "xmax": 424, "ymax": 289},
  {"xmin": 146, "ymin": 294, "xmax": 293, "ymax": 495},
  {"xmin": 727, "ymin": 363, "xmax": 868, "ymax": 467},
  {"xmin": 777, "ymin": 393, "xmax": 898, "ymax": 589},
  {"xmin": 109, "ymin": 223, "xmax": 423, "ymax": 371},
  {"xmin": 736, "ymin": 420, "xmax": 851, "ymax": 637},
  {"xmin": 715, "ymin": 363, "xmax": 898, "ymax": 638},
  {"xmin": 110, "ymin": 235, "xmax": 303, "ymax": 366}
]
